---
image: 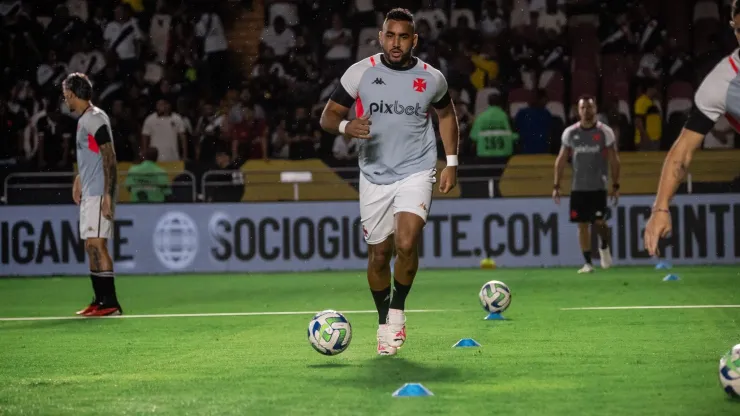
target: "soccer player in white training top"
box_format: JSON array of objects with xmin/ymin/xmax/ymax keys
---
[
  {"xmin": 553, "ymin": 95, "xmax": 620, "ymax": 273},
  {"xmin": 320, "ymin": 8, "xmax": 459, "ymax": 356},
  {"xmin": 62, "ymin": 73, "xmax": 123, "ymax": 316},
  {"xmin": 645, "ymin": 0, "xmax": 740, "ymax": 255}
]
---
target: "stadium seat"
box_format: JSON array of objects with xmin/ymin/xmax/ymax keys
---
[
  {"xmin": 474, "ymin": 87, "xmax": 501, "ymax": 115},
  {"xmin": 268, "ymin": 2, "xmax": 299, "ymax": 26},
  {"xmin": 450, "ymin": 9, "xmax": 475, "ymax": 28},
  {"xmin": 667, "ymin": 81, "xmax": 694, "ymax": 100},
  {"xmin": 358, "ymin": 27, "xmax": 377, "ymax": 47},
  {"xmin": 546, "ymin": 101, "xmax": 566, "ymax": 124},
  {"xmin": 541, "ymin": 70, "xmax": 565, "ymax": 103},
  {"xmin": 693, "ymin": 0, "xmax": 720, "ymax": 23},
  {"xmin": 667, "ymin": 98, "xmax": 692, "ymax": 119},
  {"xmin": 507, "ymin": 88, "xmax": 533, "ymax": 118}
]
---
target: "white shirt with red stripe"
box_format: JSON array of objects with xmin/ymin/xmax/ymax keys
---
[
  {"xmin": 331, "ymin": 53, "xmax": 449, "ymax": 185},
  {"xmin": 695, "ymin": 49, "xmax": 740, "ymax": 132}
]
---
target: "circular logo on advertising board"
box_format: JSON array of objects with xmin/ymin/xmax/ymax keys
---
[{"xmin": 153, "ymin": 211, "xmax": 199, "ymax": 270}]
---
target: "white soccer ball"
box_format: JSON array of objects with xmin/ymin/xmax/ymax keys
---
[
  {"xmin": 479, "ymin": 280, "xmax": 511, "ymax": 314},
  {"xmin": 719, "ymin": 344, "xmax": 740, "ymax": 397},
  {"xmin": 307, "ymin": 310, "xmax": 352, "ymax": 356}
]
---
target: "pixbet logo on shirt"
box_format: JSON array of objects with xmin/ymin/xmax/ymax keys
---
[{"xmin": 368, "ymin": 100, "xmax": 426, "ymax": 117}]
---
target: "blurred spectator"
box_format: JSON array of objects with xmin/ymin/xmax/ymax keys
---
[
  {"xmin": 271, "ymin": 119, "xmax": 291, "ymax": 159},
  {"xmin": 514, "ymin": 89, "xmax": 552, "ymax": 154},
  {"xmin": 110, "ymin": 99, "xmax": 138, "ymax": 162},
  {"xmin": 149, "ymin": 3, "xmax": 171, "ymax": 64},
  {"xmin": 142, "ymin": 99, "xmax": 187, "ymax": 161},
  {"xmin": 228, "ymin": 106, "xmax": 268, "ymax": 161},
  {"xmin": 68, "ymin": 38, "xmax": 107, "ymax": 78},
  {"xmin": 536, "ymin": 0, "xmax": 567, "ymax": 36},
  {"xmin": 124, "ymin": 147, "xmax": 172, "ymax": 203},
  {"xmin": 469, "ymin": 93, "xmax": 517, "ymax": 158},
  {"xmin": 260, "ymin": 16, "xmax": 295, "ymax": 58},
  {"xmin": 36, "ymin": 50, "xmax": 68, "ymax": 99},
  {"xmin": 103, "ymin": 4, "xmax": 143, "ymax": 76},
  {"xmin": 34, "ymin": 100, "xmax": 73, "ymax": 171},
  {"xmin": 203, "ymin": 142, "xmax": 244, "ymax": 203},
  {"xmin": 632, "ymin": 3, "xmax": 665, "ymax": 53},
  {"xmin": 287, "ymin": 106, "xmax": 320, "ymax": 160},
  {"xmin": 195, "ymin": 6, "xmax": 230, "ymax": 95},
  {"xmin": 634, "ymin": 80, "xmax": 662, "ymax": 151},
  {"xmin": 322, "ymin": 13, "xmax": 353, "ymax": 76},
  {"xmin": 636, "ymin": 43, "xmax": 664, "ymax": 80}
]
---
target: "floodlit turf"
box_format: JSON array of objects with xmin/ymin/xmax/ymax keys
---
[{"xmin": 1, "ymin": 266, "xmax": 740, "ymax": 415}]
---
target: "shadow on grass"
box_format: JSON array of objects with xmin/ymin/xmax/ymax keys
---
[
  {"xmin": 305, "ymin": 363, "xmax": 355, "ymax": 369},
  {"xmin": 0, "ymin": 317, "xmax": 113, "ymax": 331},
  {"xmin": 322, "ymin": 356, "xmax": 464, "ymax": 390}
]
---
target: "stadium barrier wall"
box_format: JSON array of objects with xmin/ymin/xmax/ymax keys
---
[{"xmin": 0, "ymin": 194, "xmax": 738, "ymax": 276}]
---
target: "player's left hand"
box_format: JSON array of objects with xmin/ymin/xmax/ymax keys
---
[
  {"xmin": 610, "ymin": 189, "xmax": 620, "ymax": 206},
  {"xmin": 101, "ymin": 194, "xmax": 114, "ymax": 220},
  {"xmin": 439, "ymin": 167, "xmax": 457, "ymax": 194}
]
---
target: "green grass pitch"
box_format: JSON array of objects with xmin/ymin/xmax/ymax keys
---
[{"xmin": 1, "ymin": 266, "xmax": 740, "ymax": 415}]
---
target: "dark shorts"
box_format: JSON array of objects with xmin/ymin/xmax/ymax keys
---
[{"xmin": 569, "ymin": 190, "xmax": 607, "ymax": 223}]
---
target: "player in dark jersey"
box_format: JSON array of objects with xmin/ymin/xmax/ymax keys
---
[
  {"xmin": 553, "ymin": 96, "xmax": 621, "ymax": 273},
  {"xmin": 62, "ymin": 73, "xmax": 123, "ymax": 316},
  {"xmin": 645, "ymin": 0, "xmax": 740, "ymax": 255},
  {"xmin": 320, "ymin": 8, "xmax": 459, "ymax": 355}
]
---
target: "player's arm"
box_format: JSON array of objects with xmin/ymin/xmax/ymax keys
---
[
  {"xmin": 604, "ymin": 126, "xmax": 621, "ymax": 189},
  {"xmin": 433, "ymin": 96, "xmax": 459, "ymax": 162},
  {"xmin": 653, "ymin": 67, "xmax": 723, "ymax": 210},
  {"xmin": 431, "ymin": 72, "xmax": 458, "ymax": 164},
  {"xmin": 320, "ymin": 63, "xmax": 370, "ymax": 138},
  {"xmin": 94, "ymin": 125, "xmax": 118, "ymax": 199},
  {"xmin": 652, "ymin": 128, "xmax": 704, "ymax": 210},
  {"xmin": 553, "ymin": 130, "xmax": 570, "ymax": 189}
]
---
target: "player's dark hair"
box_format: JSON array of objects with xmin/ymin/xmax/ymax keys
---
[
  {"xmin": 733, "ymin": 0, "xmax": 740, "ymax": 18},
  {"xmin": 63, "ymin": 73, "xmax": 93, "ymax": 100},
  {"xmin": 385, "ymin": 8, "xmax": 414, "ymax": 29},
  {"xmin": 144, "ymin": 147, "xmax": 159, "ymax": 162},
  {"xmin": 578, "ymin": 94, "xmax": 596, "ymax": 104}
]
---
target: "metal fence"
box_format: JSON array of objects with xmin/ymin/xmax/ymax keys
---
[{"xmin": 0, "ymin": 164, "xmax": 706, "ymax": 205}]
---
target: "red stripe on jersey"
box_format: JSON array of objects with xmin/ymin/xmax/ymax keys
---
[
  {"xmin": 729, "ymin": 56, "xmax": 739, "ymax": 73},
  {"xmin": 356, "ymin": 97, "xmax": 364, "ymax": 118},
  {"xmin": 87, "ymin": 133, "xmax": 99, "ymax": 153},
  {"xmin": 370, "ymin": 56, "xmax": 376, "ymax": 67},
  {"xmin": 423, "ymin": 63, "xmax": 427, "ymax": 70},
  {"xmin": 726, "ymin": 113, "xmax": 740, "ymax": 132}
]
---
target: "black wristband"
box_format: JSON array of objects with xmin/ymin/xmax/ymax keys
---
[
  {"xmin": 612, "ymin": 183, "xmax": 620, "ymax": 190},
  {"xmin": 553, "ymin": 184, "xmax": 560, "ymax": 190}
]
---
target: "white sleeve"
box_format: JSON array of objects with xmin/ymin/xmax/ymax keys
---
[
  {"xmin": 142, "ymin": 115, "xmax": 153, "ymax": 136},
  {"xmin": 694, "ymin": 59, "xmax": 733, "ymax": 123},
  {"xmin": 430, "ymin": 68, "xmax": 449, "ymax": 103},
  {"xmin": 339, "ymin": 60, "xmax": 369, "ymax": 99},
  {"xmin": 601, "ymin": 124, "xmax": 616, "ymax": 147},
  {"xmin": 560, "ymin": 125, "xmax": 573, "ymax": 147}
]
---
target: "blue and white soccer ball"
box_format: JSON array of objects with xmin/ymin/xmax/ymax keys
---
[
  {"xmin": 307, "ymin": 310, "xmax": 352, "ymax": 356},
  {"xmin": 719, "ymin": 344, "xmax": 740, "ymax": 397},
  {"xmin": 479, "ymin": 280, "xmax": 511, "ymax": 314}
]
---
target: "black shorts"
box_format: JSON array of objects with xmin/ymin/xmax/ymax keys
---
[{"xmin": 569, "ymin": 190, "xmax": 607, "ymax": 223}]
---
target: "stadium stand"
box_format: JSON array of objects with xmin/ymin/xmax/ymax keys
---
[{"xmin": 1, "ymin": 0, "xmax": 740, "ymax": 204}]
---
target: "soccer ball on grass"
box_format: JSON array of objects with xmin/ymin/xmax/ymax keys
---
[
  {"xmin": 719, "ymin": 344, "xmax": 740, "ymax": 397},
  {"xmin": 479, "ymin": 280, "xmax": 511, "ymax": 314},
  {"xmin": 307, "ymin": 310, "xmax": 352, "ymax": 356}
]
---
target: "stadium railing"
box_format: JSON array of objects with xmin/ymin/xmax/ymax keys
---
[{"xmin": 3, "ymin": 170, "xmax": 198, "ymax": 205}]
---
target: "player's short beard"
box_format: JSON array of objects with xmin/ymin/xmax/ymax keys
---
[{"xmin": 383, "ymin": 48, "xmax": 413, "ymax": 67}]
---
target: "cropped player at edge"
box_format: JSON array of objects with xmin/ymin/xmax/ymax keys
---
[
  {"xmin": 645, "ymin": 0, "xmax": 740, "ymax": 255},
  {"xmin": 553, "ymin": 96, "xmax": 620, "ymax": 274},
  {"xmin": 320, "ymin": 8, "xmax": 459, "ymax": 356},
  {"xmin": 62, "ymin": 73, "xmax": 123, "ymax": 316}
]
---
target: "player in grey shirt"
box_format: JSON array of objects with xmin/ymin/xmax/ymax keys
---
[
  {"xmin": 320, "ymin": 8, "xmax": 459, "ymax": 356},
  {"xmin": 554, "ymin": 95, "xmax": 621, "ymax": 273},
  {"xmin": 62, "ymin": 73, "xmax": 123, "ymax": 316}
]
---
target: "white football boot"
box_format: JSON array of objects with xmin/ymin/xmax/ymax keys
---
[
  {"xmin": 377, "ymin": 324, "xmax": 397, "ymax": 356},
  {"xmin": 599, "ymin": 247, "xmax": 613, "ymax": 269},
  {"xmin": 387, "ymin": 308, "xmax": 407, "ymax": 349},
  {"xmin": 578, "ymin": 263, "xmax": 594, "ymax": 274}
]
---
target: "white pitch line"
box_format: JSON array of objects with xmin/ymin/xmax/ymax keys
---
[
  {"xmin": 561, "ymin": 305, "xmax": 740, "ymax": 311},
  {"xmin": 0, "ymin": 309, "xmax": 449, "ymax": 322}
]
